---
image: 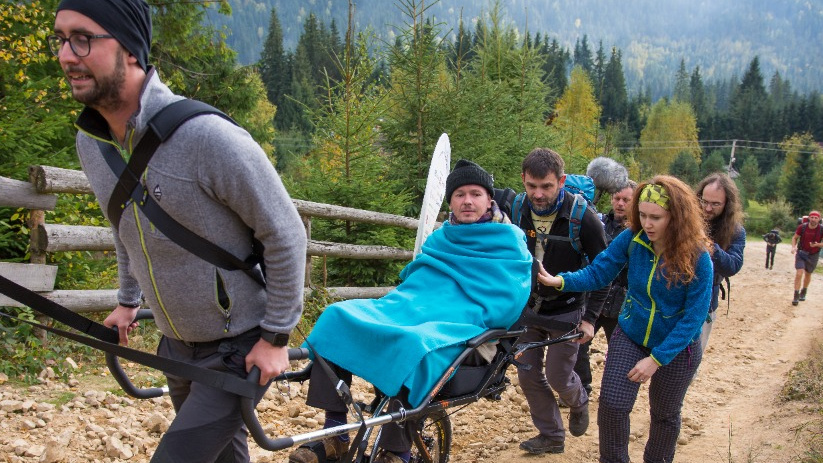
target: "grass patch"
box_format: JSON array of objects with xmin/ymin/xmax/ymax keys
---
[
  {"xmin": 48, "ymin": 391, "xmax": 76, "ymax": 407},
  {"xmin": 781, "ymin": 338, "xmax": 823, "ymax": 462}
]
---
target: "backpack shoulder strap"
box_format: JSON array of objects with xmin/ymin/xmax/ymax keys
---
[
  {"xmin": 512, "ymin": 192, "xmax": 527, "ymax": 226},
  {"xmin": 148, "ymin": 99, "xmax": 235, "ymax": 142},
  {"xmin": 568, "ymin": 194, "xmax": 589, "ymax": 262},
  {"xmin": 98, "ymin": 100, "xmax": 263, "ymax": 286},
  {"xmin": 104, "ymin": 99, "xmax": 235, "ymax": 229}
]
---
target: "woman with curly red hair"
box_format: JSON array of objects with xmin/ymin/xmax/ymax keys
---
[{"xmin": 538, "ymin": 175, "xmax": 713, "ymax": 463}]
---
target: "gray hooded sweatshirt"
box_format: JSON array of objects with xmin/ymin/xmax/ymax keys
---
[{"xmin": 74, "ymin": 68, "xmax": 306, "ymax": 342}]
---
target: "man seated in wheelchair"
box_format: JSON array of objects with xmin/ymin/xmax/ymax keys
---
[{"xmin": 290, "ymin": 160, "xmax": 533, "ymax": 463}]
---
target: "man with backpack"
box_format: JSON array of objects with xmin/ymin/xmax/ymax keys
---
[
  {"xmin": 791, "ymin": 210, "xmax": 823, "ymax": 305},
  {"xmin": 763, "ymin": 228, "xmax": 782, "ymax": 269},
  {"xmin": 52, "ymin": 1, "xmax": 307, "ymax": 461},
  {"xmin": 511, "ymin": 148, "xmax": 607, "ymax": 455},
  {"xmin": 695, "ymin": 173, "xmax": 746, "ymax": 353}
]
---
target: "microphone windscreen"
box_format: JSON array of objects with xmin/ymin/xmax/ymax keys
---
[{"xmin": 586, "ymin": 157, "xmax": 629, "ymax": 194}]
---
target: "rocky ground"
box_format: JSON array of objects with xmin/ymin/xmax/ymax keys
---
[{"xmin": 1, "ymin": 242, "xmax": 821, "ymax": 463}]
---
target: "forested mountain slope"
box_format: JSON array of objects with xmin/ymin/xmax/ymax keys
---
[{"xmin": 207, "ymin": 0, "xmax": 823, "ymax": 96}]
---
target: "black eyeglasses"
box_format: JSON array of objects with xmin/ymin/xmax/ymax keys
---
[
  {"xmin": 698, "ymin": 198, "xmax": 725, "ymax": 209},
  {"xmin": 47, "ymin": 34, "xmax": 114, "ymax": 57}
]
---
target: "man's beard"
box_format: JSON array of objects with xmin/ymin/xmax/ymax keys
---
[
  {"xmin": 71, "ymin": 50, "xmax": 127, "ymax": 112},
  {"xmin": 528, "ymin": 194, "xmax": 556, "ymax": 213}
]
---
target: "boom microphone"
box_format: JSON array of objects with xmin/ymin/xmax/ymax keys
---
[{"xmin": 586, "ymin": 157, "xmax": 629, "ymax": 194}]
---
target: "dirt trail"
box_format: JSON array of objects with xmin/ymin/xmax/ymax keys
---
[
  {"xmin": 1, "ymin": 242, "xmax": 821, "ymax": 463},
  {"xmin": 480, "ymin": 241, "xmax": 823, "ymax": 463}
]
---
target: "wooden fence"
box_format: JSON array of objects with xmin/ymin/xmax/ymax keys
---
[{"xmin": 1, "ymin": 165, "xmax": 429, "ymax": 313}]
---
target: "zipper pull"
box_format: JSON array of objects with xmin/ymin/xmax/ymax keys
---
[{"xmin": 224, "ymin": 314, "xmax": 231, "ymax": 333}]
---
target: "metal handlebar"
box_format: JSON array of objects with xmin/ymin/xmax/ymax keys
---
[{"xmin": 105, "ymin": 308, "xmax": 309, "ymax": 401}]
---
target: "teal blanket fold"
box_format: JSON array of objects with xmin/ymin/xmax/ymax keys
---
[{"xmin": 306, "ymin": 221, "xmax": 532, "ymax": 406}]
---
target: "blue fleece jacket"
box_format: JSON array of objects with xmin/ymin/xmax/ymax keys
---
[{"xmin": 559, "ymin": 229, "xmax": 713, "ymax": 365}]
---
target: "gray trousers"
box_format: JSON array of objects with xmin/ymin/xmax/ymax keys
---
[
  {"xmin": 151, "ymin": 328, "xmax": 267, "ymax": 463},
  {"xmin": 516, "ymin": 313, "xmax": 588, "ymax": 441}
]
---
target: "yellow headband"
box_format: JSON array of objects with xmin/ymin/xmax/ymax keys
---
[{"xmin": 639, "ymin": 184, "xmax": 670, "ymax": 210}]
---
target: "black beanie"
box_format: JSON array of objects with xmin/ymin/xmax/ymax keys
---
[
  {"xmin": 445, "ymin": 159, "xmax": 495, "ymax": 202},
  {"xmin": 57, "ymin": 0, "xmax": 152, "ymax": 72}
]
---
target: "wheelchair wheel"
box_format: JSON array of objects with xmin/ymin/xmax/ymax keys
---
[{"xmin": 409, "ymin": 409, "xmax": 451, "ymax": 463}]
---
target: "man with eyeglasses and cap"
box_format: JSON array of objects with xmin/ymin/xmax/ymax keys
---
[
  {"xmin": 694, "ymin": 173, "xmax": 746, "ymax": 354},
  {"xmin": 51, "ymin": 1, "xmax": 306, "ymax": 461}
]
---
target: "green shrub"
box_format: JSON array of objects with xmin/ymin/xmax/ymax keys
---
[{"xmin": 745, "ymin": 198, "xmax": 795, "ymax": 236}]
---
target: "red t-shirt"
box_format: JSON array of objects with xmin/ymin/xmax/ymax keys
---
[{"xmin": 795, "ymin": 223, "xmax": 823, "ymax": 254}]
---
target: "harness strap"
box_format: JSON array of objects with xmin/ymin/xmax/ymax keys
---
[
  {"xmin": 0, "ymin": 281, "xmax": 262, "ymax": 398},
  {"xmin": 98, "ymin": 99, "xmax": 265, "ymax": 287},
  {"xmin": 103, "ymin": 99, "xmax": 235, "ymax": 229},
  {"xmin": 0, "ymin": 274, "xmax": 117, "ymax": 344}
]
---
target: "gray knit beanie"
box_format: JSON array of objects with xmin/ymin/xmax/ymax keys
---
[{"xmin": 445, "ymin": 159, "xmax": 495, "ymax": 201}]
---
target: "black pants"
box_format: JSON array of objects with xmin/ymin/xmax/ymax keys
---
[
  {"xmin": 151, "ymin": 328, "xmax": 267, "ymax": 463},
  {"xmin": 766, "ymin": 244, "xmax": 777, "ymax": 268},
  {"xmin": 305, "ymin": 361, "xmax": 414, "ymax": 453},
  {"xmin": 574, "ymin": 314, "xmax": 619, "ymax": 391}
]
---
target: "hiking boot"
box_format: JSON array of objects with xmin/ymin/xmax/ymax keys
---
[
  {"xmin": 792, "ymin": 291, "xmax": 800, "ymax": 306},
  {"xmin": 371, "ymin": 449, "xmax": 405, "ymax": 463},
  {"xmin": 569, "ymin": 406, "xmax": 590, "ymax": 437},
  {"xmin": 289, "ymin": 437, "xmax": 349, "ymax": 463},
  {"xmin": 519, "ymin": 434, "xmax": 564, "ymax": 454},
  {"xmin": 799, "ymin": 288, "xmax": 807, "ymax": 301}
]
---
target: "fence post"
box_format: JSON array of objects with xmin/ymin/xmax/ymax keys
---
[
  {"xmin": 28, "ymin": 168, "xmax": 49, "ymax": 343},
  {"xmin": 302, "ymin": 215, "xmax": 311, "ymax": 287}
]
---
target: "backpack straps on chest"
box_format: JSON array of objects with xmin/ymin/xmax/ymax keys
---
[
  {"xmin": 97, "ymin": 99, "xmax": 265, "ymax": 286},
  {"xmin": 102, "ymin": 99, "xmax": 235, "ymax": 228}
]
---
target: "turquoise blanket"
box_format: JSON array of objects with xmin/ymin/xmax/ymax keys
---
[{"xmin": 306, "ymin": 221, "xmax": 532, "ymax": 406}]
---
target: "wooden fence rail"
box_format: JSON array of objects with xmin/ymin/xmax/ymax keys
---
[{"xmin": 0, "ymin": 165, "xmax": 430, "ymax": 313}]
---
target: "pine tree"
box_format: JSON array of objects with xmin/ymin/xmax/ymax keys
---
[
  {"xmin": 600, "ymin": 47, "xmax": 628, "ymax": 125},
  {"xmin": 689, "ymin": 66, "xmax": 709, "ymax": 133},
  {"xmin": 380, "ymin": 0, "xmax": 451, "ymax": 207},
  {"xmin": 730, "ymin": 57, "xmax": 771, "ymax": 141},
  {"xmin": 700, "ymin": 151, "xmax": 727, "ymax": 177},
  {"xmin": 444, "ymin": 2, "xmax": 554, "ymax": 187},
  {"xmin": 786, "ymin": 150, "xmax": 817, "ymax": 215},
  {"xmin": 592, "ymin": 41, "xmax": 607, "ymax": 100},
  {"xmin": 259, "ymin": 7, "xmax": 288, "ymax": 109},
  {"xmin": 573, "ymin": 35, "xmax": 594, "ymax": 75},
  {"xmin": 673, "ymin": 59, "xmax": 690, "ymax": 103},
  {"xmin": 669, "ymin": 151, "xmax": 700, "ymax": 185},
  {"xmin": 449, "ymin": 16, "xmax": 474, "ymax": 82},
  {"xmin": 288, "ymin": 1, "xmax": 409, "ymax": 286},
  {"xmin": 542, "ymin": 37, "xmax": 570, "ymax": 107}
]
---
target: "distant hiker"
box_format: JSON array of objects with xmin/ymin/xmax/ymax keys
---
[
  {"xmin": 695, "ymin": 173, "xmax": 745, "ymax": 353},
  {"xmin": 52, "ymin": 1, "xmax": 306, "ymax": 461},
  {"xmin": 791, "ymin": 210, "xmax": 823, "ymax": 305},
  {"xmin": 763, "ymin": 228, "xmax": 782, "ymax": 269},
  {"xmin": 538, "ymin": 175, "xmax": 713, "ymax": 463}
]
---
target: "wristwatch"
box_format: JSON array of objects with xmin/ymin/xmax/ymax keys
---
[{"xmin": 260, "ymin": 330, "xmax": 290, "ymax": 347}]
